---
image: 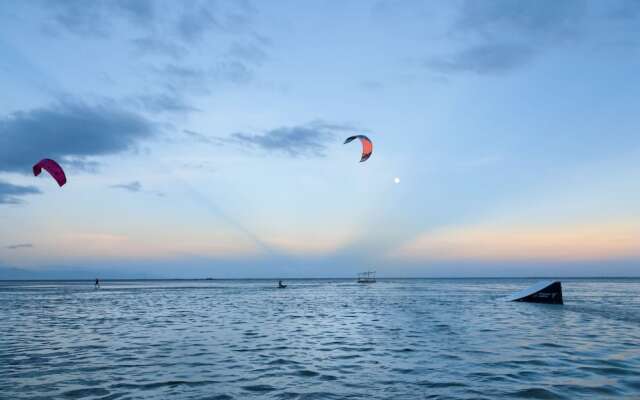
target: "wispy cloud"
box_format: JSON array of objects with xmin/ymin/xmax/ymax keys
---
[
  {"xmin": 110, "ymin": 181, "xmax": 142, "ymax": 193},
  {"xmin": 60, "ymin": 158, "xmax": 101, "ymax": 173},
  {"xmin": 44, "ymin": 1, "xmax": 114, "ymax": 37},
  {"xmin": 392, "ymin": 221, "xmax": 640, "ymax": 262},
  {"xmin": 427, "ymin": 0, "xmax": 587, "ymax": 75},
  {"xmin": 30, "ymin": 0, "xmax": 268, "ymax": 116},
  {"xmin": 227, "ymin": 41, "xmax": 268, "ymax": 66},
  {"xmin": 427, "ymin": 43, "xmax": 535, "ymax": 75},
  {"xmin": 229, "ymin": 121, "xmax": 357, "ymax": 158},
  {"xmin": 0, "ymin": 181, "xmax": 41, "ymax": 205},
  {"xmin": 425, "ymin": 1, "xmax": 640, "ymax": 76},
  {"xmin": 132, "ymin": 92, "xmax": 200, "ymax": 114},
  {"xmin": 176, "ymin": 3, "xmax": 219, "ymax": 44},
  {"xmin": 154, "ymin": 61, "xmax": 253, "ymax": 96},
  {"xmin": 109, "ymin": 181, "xmax": 165, "ymax": 197},
  {"xmin": 43, "ymin": 0, "xmax": 156, "ymax": 38},
  {"xmin": 5, "ymin": 243, "xmax": 33, "ymax": 250},
  {"xmin": 0, "ymin": 100, "xmax": 156, "ymax": 174},
  {"xmin": 41, "ymin": 0, "xmax": 262, "ymax": 52},
  {"xmin": 130, "ymin": 37, "xmax": 188, "ymax": 59},
  {"xmin": 174, "ymin": 0, "xmax": 256, "ymax": 40},
  {"xmin": 183, "ymin": 130, "xmax": 224, "ymax": 145}
]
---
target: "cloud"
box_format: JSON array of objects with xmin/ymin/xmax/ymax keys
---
[
  {"xmin": 36, "ymin": 1, "xmax": 268, "ymax": 64},
  {"xmin": 428, "ymin": 0, "xmax": 587, "ymax": 75},
  {"xmin": 156, "ymin": 65, "xmax": 211, "ymax": 95},
  {"xmin": 392, "ymin": 221, "xmax": 640, "ymax": 262},
  {"xmin": 30, "ymin": 1, "xmax": 267, "ymax": 114},
  {"xmin": 212, "ymin": 61, "xmax": 253, "ymax": 84},
  {"xmin": 44, "ymin": 1, "xmax": 112, "ymax": 37},
  {"xmin": 427, "ymin": 43, "xmax": 535, "ymax": 75},
  {"xmin": 229, "ymin": 121, "xmax": 357, "ymax": 157},
  {"xmin": 176, "ymin": 3, "xmax": 219, "ymax": 43},
  {"xmin": 130, "ymin": 37, "xmax": 188, "ymax": 59},
  {"xmin": 0, "ymin": 101, "xmax": 156, "ymax": 174},
  {"xmin": 60, "ymin": 158, "xmax": 101, "ymax": 173},
  {"xmin": 5, "ymin": 243, "xmax": 33, "ymax": 250},
  {"xmin": 155, "ymin": 62, "xmax": 253, "ymax": 96},
  {"xmin": 0, "ymin": 181, "xmax": 41, "ymax": 204},
  {"xmin": 183, "ymin": 130, "xmax": 224, "ymax": 145},
  {"xmin": 110, "ymin": 181, "xmax": 142, "ymax": 193},
  {"xmin": 113, "ymin": 0, "xmax": 156, "ymax": 26},
  {"xmin": 109, "ymin": 181, "xmax": 165, "ymax": 197},
  {"xmin": 227, "ymin": 42, "xmax": 268, "ymax": 66},
  {"xmin": 43, "ymin": 0, "xmax": 156, "ymax": 37},
  {"xmin": 175, "ymin": 0, "xmax": 256, "ymax": 41},
  {"xmin": 37, "ymin": 0, "xmax": 269, "ymax": 86},
  {"xmin": 41, "ymin": 0, "xmax": 257, "ymax": 45},
  {"xmin": 133, "ymin": 92, "xmax": 200, "ymax": 114},
  {"xmin": 453, "ymin": 0, "xmax": 586, "ymax": 38},
  {"xmin": 178, "ymin": 160, "xmax": 218, "ymax": 172}
]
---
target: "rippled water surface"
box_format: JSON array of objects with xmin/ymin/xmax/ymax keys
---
[{"xmin": 1, "ymin": 278, "xmax": 639, "ymax": 399}]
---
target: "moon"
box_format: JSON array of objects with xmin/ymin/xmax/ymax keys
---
[{"xmin": 394, "ymin": 177, "xmax": 400, "ymax": 184}]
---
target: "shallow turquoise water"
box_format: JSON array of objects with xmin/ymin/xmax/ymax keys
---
[{"xmin": 1, "ymin": 278, "xmax": 639, "ymax": 399}]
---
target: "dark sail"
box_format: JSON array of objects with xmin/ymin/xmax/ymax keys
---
[{"xmin": 505, "ymin": 280, "xmax": 563, "ymax": 305}]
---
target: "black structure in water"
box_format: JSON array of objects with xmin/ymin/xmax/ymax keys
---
[{"xmin": 505, "ymin": 280, "xmax": 563, "ymax": 304}]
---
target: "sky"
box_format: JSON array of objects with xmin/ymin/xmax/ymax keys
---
[{"xmin": 1, "ymin": 0, "xmax": 639, "ymax": 278}]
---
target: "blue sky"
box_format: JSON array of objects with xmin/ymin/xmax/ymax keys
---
[{"xmin": 1, "ymin": 0, "xmax": 639, "ymax": 278}]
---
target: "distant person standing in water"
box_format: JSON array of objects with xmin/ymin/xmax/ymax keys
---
[
  {"xmin": 278, "ymin": 280, "xmax": 286, "ymax": 288},
  {"xmin": 95, "ymin": 278, "xmax": 100, "ymax": 289}
]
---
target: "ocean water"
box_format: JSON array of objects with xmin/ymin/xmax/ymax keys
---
[{"xmin": 1, "ymin": 278, "xmax": 639, "ymax": 399}]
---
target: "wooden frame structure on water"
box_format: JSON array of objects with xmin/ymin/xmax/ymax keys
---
[{"xmin": 357, "ymin": 271, "xmax": 376, "ymax": 283}]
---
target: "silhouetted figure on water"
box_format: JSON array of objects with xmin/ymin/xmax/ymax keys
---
[{"xmin": 278, "ymin": 280, "xmax": 286, "ymax": 289}]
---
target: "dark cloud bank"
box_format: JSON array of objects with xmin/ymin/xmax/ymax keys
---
[
  {"xmin": 0, "ymin": 101, "xmax": 156, "ymax": 204},
  {"xmin": 0, "ymin": 101, "xmax": 155, "ymax": 174}
]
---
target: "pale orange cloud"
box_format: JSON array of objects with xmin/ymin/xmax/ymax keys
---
[
  {"xmin": 392, "ymin": 221, "xmax": 640, "ymax": 262},
  {"xmin": 266, "ymin": 231, "xmax": 357, "ymax": 256}
]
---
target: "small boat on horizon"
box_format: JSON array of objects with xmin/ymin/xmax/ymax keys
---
[{"xmin": 357, "ymin": 271, "xmax": 376, "ymax": 283}]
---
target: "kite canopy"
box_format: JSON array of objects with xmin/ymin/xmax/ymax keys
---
[
  {"xmin": 33, "ymin": 159, "xmax": 67, "ymax": 187},
  {"xmin": 344, "ymin": 135, "xmax": 373, "ymax": 162}
]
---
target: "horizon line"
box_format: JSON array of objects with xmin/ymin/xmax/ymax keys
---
[{"xmin": 2, "ymin": 276, "xmax": 640, "ymax": 281}]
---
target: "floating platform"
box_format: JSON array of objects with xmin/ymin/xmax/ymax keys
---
[
  {"xmin": 357, "ymin": 271, "xmax": 376, "ymax": 283},
  {"xmin": 505, "ymin": 280, "xmax": 563, "ymax": 304}
]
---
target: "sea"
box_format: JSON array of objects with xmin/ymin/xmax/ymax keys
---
[{"xmin": 1, "ymin": 278, "xmax": 639, "ymax": 399}]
